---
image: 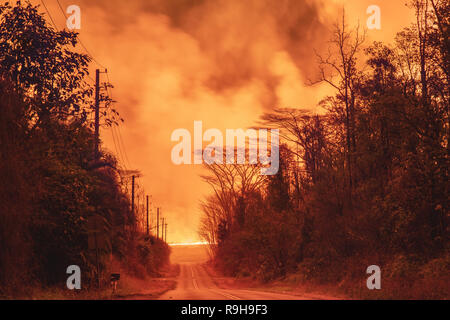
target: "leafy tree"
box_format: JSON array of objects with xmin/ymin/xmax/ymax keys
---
[{"xmin": 0, "ymin": 1, "xmax": 92, "ymax": 127}]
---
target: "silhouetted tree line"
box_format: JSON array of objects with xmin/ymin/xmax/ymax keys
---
[
  {"xmin": 0, "ymin": 1, "xmax": 169, "ymax": 298},
  {"xmin": 200, "ymin": 1, "xmax": 448, "ymax": 298}
]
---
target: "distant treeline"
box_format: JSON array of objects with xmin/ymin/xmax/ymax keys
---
[
  {"xmin": 0, "ymin": 1, "xmax": 169, "ymax": 298},
  {"xmin": 200, "ymin": 1, "xmax": 449, "ymax": 299}
]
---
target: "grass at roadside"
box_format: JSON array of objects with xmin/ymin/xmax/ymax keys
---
[
  {"xmin": 204, "ymin": 259, "xmax": 449, "ymax": 300},
  {"xmin": 3, "ymin": 264, "xmax": 180, "ymax": 300},
  {"xmin": 203, "ymin": 262, "xmax": 345, "ymax": 300},
  {"xmin": 115, "ymin": 264, "xmax": 180, "ymax": 300}
]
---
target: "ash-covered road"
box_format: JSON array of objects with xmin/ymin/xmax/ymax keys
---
[{"xmin": 159, "ymin": 263, "xmax": 317, "ymax": 300}]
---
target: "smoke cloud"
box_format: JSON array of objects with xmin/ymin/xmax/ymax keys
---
[{"xmin": 35, "ymin": 0, "xmax": 414, "ymax": 242}]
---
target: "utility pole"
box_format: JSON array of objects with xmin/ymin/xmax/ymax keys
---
[
  {"xmin": 94, "ymin": 219, "xmax": 100, "ymax": 288},
  {"xmin": 161, "ymin": 218, "xmax": 165, "ymax": 242},
  {"xmin": 93, "ymin": 69, "xmax": 100, "ymax": 284},
  {"xmin": 165, "ymin": 223, "xmax": 167, "ymax": 243},
  {"xmin": 131, "ymin": 175, "xmax": 135, "ymax": 221},
  {"xmin": 93, "ymin": 68, "xmax": 108, "ymax": 161},
  {"xmin": 146, "ymin": 195, "xmax": 149, "ymax": 235},
  {"xmin": 94, "ymin": 69, "xmax": 100, "ymax": 161},
  {"xmin": 93, "ymin": 69, "xmax": 104, "ymax": 286},
  {"xmin": 156, "ymin": 207, "xmax": 160, "ymax": 239}
]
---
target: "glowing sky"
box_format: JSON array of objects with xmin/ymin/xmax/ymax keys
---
[{"xmin": 35, "ymin": 0, "xmax": 415, "ymax": 243}]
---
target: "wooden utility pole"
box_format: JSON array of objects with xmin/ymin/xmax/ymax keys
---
[
  {"xmin": 93, "ymin": 68, "xmax": 109, "ymax": 161},
  {"xmin": 94, "ymin": 69, "xmax": 100, "ymax": 161},
  {"xmin": 131, "ymin": 175, "xmax": 135, "ymax": 221},
  {"xmin": 146, "ymin": 195, "xmax": 149, "ymax": 235},
  {"xmin": 156, "ymin": 207, "xmax": 160, "ymax": 239},
  {"xmin": 165, "ymin": 223, "xmax": 167, "ymax": 243},
  {"xmin": 92, "ymin": 69, "xmax": 104, "ymax": 287},
  {"xmin": 161, "ymin": 218, "xmax": 165, "ymax": 242},
  {"xmin": 94, "ymin": 219, "xmax": 100, "ymax": 288}
]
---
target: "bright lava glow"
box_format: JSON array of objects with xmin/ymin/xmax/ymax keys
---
[{"xmin": 169, "ymin": 241, "xmax": 210, "ymax": 246}]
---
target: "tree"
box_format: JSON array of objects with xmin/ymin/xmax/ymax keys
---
[
  {"xmin": 313, "ymin": 10, "xmax": 365, "ymax": 191},
  {"xmin": 0, "ymin": 1, "xmax": 92, "ymax": 128}
]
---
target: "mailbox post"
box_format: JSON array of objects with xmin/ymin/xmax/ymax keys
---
[{"xmin": 110, "ymin": 273, "xmax": 120, "ymax": 293}]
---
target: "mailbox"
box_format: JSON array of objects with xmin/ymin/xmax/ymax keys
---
[{"xmin": 110, "ymin": 273, "xmax": 120, "ymax": 282}]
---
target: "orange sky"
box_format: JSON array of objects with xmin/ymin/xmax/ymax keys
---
[{"xmin": 35, "ymin": 0, "xmax": 416, "ymax": 243}]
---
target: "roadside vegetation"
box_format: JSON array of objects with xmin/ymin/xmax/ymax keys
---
[
  {"xmin": 200, "ymin": 1, "xmax": 449, "ymax": 299},
  {"xmin": 0, "ymin": 1, "xmax": 170, "ymax": 299}
]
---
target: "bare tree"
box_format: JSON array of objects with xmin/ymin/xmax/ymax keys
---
[
  {"xmin": 199, "ymin": 144, "xmax": 268, "ymax": 248},
  {"xmin": 312, "ymin": 10, "xmax": 366, "ymax": 191}
]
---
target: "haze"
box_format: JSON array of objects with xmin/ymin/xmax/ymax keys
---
[{"xmin": 34, "ymin": 0, "xmax": 415, "ymax": 243}]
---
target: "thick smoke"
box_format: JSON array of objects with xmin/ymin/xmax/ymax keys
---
[{"xmin": 35, "ymin": 0, "xmax": 414, "ymax": 242}]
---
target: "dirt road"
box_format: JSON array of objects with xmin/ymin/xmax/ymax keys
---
[{"xmin": 159, "ymin": 263, "xmax": 321, "ymax": 300}]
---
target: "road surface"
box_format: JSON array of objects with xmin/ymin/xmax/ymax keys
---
[{"xmin": 159, "ymin": 263, "xmax": 320, "ymax": 300}]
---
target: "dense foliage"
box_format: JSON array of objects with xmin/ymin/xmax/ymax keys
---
[
  {"xmin": 200, "ymin": 0, "xmax": 449, "ymax": 298},
  {"xmin": 0, "ymin": 1, "xmax": 169, "ymax": 298}
]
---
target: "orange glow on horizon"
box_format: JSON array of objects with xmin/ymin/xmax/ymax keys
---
[{"xmin": 169, "ymin": 241, "xmax": 210, "ymax": 246}]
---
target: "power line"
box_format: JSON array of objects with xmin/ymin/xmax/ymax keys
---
[
  {"xmin": 112, "ymin": 125, "xmax": 126, "ymax": 170},
  {"xmin": 40, "ymin": 0, "xmax": 58, "ymax": 30},
  {"xmin": 116, "ymin": 124, "xmax": 132, "ymax": 169},
  {"xmin": 106, "ymin": 70, "xmax": 132, "ymax": 170},
  {"xmin": 40, "ymin": 0, "xmax": 105, "ymax": 78},
  {"xmin": 41, "ymin": 0, "xmax": 131, "ymax": 173},
  {"xmin": 55, "ymin": 0, "xmax": 107, "ymax": 69},
  {"xmin": 97, "ymin": 71, "xmax": 129, "ymax": 171},
  {"xmin": 105, "ymin": 72, "xmax": 113, "ymax": 99},
  {"xmin": 79, "ymin": 39, "xmax": 107, "ymax": 69},
  {"xmin": 41, "ymin": 2, "xmax": 139, "ymax": 228},
  {"xmin": 86, "ymin": 74, "xmax": 96, "ymax": 84},
  {"xmin": 103, "ymin": 71, "xmax": 131, "ymax": 171},
  {"xmin": 110, "ymin": 125, "xmax": 124, "ymax": 169},
  {"xmin": 111, "ymin": 125, "xmax": 128, "ymax": 171}
]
